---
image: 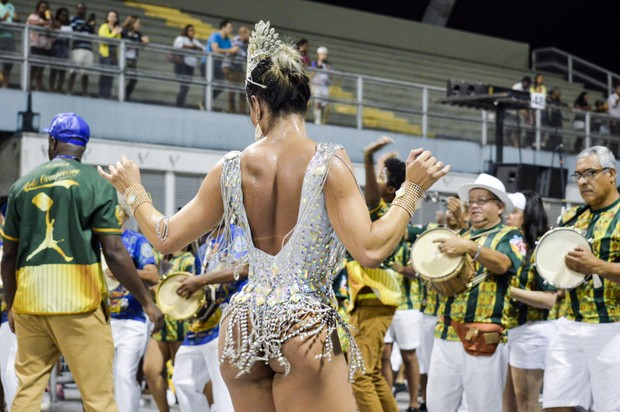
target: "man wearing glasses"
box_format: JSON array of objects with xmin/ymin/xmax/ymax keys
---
[
  {"xmin": 426, "ymin": 173, "xmax": 525, "ymax": 412},
  {"xmin": 543, "ymin": 146, "xmax": 620, "ymax": 412}
]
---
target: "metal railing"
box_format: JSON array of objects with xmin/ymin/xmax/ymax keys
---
[
  {"xmin": 2, "ymin": 22, "xmax": 620, "ymax": 154},
  {"xmin": 532, "ymin": 47, "xmax": 620, "ymax": 95}
]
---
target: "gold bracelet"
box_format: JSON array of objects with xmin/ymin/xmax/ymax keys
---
[
  {"xmin": 124, "ymin": 184, "xmax": 152, "ymax": 215},
  {"xmin": 392, "ymin": 182, "xmax": 425, "ymax": 217}
]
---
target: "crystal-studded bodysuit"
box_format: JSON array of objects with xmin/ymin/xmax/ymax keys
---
[{"xmin": 213, "ymin": 142, "xmax": 364, "ymax": 380}]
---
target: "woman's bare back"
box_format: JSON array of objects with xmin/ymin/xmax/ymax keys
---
[{"xmin": 240, "ymin": 137, "xmax": 318, "ymax": 256}]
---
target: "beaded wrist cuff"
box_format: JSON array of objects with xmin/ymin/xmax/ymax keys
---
[
  {"xmin": 392, "ymin": 182, "xmax": 425, "ymax": 217},
  {"xmin": 124, "ymin": 184, "xmax": 152, "ymax": 215}
]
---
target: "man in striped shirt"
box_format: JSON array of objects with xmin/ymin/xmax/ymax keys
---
[
  {"xmin": 543, "ymin": 146, "xmax": 620, "ymax": 412},
  {"xmin": 0, "ymin": 113, "xmax": 162, "ymax": 412},
  {"xmin": 426, "ymin": 173, "xmax": 525, "ymax": 412}
]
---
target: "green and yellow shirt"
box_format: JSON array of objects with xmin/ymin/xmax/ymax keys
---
[
  {"xmin": 346, "ymin": 199, "xmax": 403, "ymax": 311},
  {"xmin": 435, "ymin": 223, "xmax": 525, "ymax": 341},
  {"xmin": 560, "ymin": 200, "xmax": 620, "ymax": 323},
  {"xmin": 1, "ymin": 158, "xmax": 121, "ymax": 315},
  {"xmin": 503, "ymin": 252, "xmax": 557, "ymax": 330}
]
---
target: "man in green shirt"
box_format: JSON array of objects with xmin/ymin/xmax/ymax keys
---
[{"xmin": 0, "ymin": 113, "xmax": 162, "ymax": 412}]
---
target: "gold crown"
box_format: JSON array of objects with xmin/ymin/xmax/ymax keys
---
[{"xmin": 246, "ymin": 21, "xmax": 282, "ymax": 89}]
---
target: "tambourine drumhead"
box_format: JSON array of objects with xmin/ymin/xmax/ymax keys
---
[
  {"xmin": 534, "ymin": 227, "xmax": 590, "ymax": 289},
  {"xmin": 156, "ymin": 272, "xmax": 203, "ymax": 320},
  {"xmin": 411, "ymin": 228, "xmax": 462, "ymax": 279}
]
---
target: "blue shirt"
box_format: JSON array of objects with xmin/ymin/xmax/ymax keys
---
[
  {"xmin": 109, "ymin": 229, "xmax": 156, "ymax": 322},
  {"xmin": 70, "ymin": 16, "xmax": 95, "ymax": 50}
]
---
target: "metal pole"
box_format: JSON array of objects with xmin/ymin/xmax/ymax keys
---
[
  {"xmin": 495, "ymin": 105, "xmax": 505, "ymax": 164},
  {"xmin": 356, "ymin": 76, "xmax": 363, "ymax": 130},
  {"xmin": 206, "ymin": 53, "xmax": 213, "ymax": 112},
  {"xmin": 22, "ymin": 25, "xmax": 30, "ymax": 91},
  {"xmin": 422, "ymin": 87, "xmax": 429, "ymax": 138},
  {"xmin": 585, "ymin": 112, "xmax": 591, "ymax": 148},
  {"xmin": 535, "ymin": 109, "xmax": 542, "ymax": 151},
  {"xmin": 568, "ymin": 56, "xmax": 573, "ymax": 83},
  {"xmin": 481, "ymin": 110, "xmax": 487, "ymax": 146},
  {"xmin": 50, "ymin": 364, "xmax": 57, "ymax": 404},
  {"xmin": 118, "ymin": 40, "xmax": 126, "ymax": 102}
]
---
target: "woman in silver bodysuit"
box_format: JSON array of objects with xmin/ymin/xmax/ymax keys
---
[{"xmin": 99, "ymin": 21, "xmax": 450, "ymax": 412}]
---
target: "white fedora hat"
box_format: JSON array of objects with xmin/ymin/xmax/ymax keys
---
[
  {"xmin": 508, "ymin": 192, "xmax": 526, "ymax": 211},
  {"xmin": 457, "ymin": 173, "xmax": 514, "ymax": 213}
]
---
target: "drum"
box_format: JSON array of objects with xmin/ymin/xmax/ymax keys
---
[
  {"xmin": 534, "ymin": 227, "xmax": 590, "ymax": 289},
  {"xmin": 155, "ymin": 271, "xmax": 229, "ymax": 321},
  {"xmin": 411, "ymin": 227, "xmax": 475, "ymax": 297}
]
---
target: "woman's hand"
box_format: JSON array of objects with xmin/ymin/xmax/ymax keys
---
[
  {"xmin": 97, "ymin": 155, "xmax": 142, "ymax": 194},
  {"xmin": 177, "ymin": 275, "xmax": 204, "ymax": 299},
  {"xmin": 405, "ymin": 149, "xmax": 451, "ymax": 190}
]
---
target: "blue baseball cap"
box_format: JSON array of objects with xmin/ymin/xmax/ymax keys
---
[{"xmin": 43, "ymin": 113, "xmax": 90, "ymax": 146}]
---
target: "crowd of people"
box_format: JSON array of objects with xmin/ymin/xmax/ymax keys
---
[{"xmin": 1, "ymin": 15, "xmax": 620, "ymax": 412}]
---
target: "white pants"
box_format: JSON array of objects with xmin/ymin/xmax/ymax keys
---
[
  {"xmin": 543, "ymin": 318, "xmax": 620, "ymax": 411},
  {"xmin": 173, "ymin": 339, "xmax": 234, "ymax": 412},
  {"xmin": 427, "ymin": 338, "xmax": 507, "ymax": 412},
  {"xmin": 507, "ymin": 321, "xmax": 556, "ymax": 370},
  {"xmin": 384, "ymin": 309, "xmax": 422, "ymax": 350},
  {"xmin": 418, "ymin": 314, "xmax": 438, "ymax": 374},
  {"xmin": 110, "ymin": 319, "xmax": 150, "ymax": 412},
  {"xmin": 0, "ymin": 322, "xmax": 18, "ymax": 412}
]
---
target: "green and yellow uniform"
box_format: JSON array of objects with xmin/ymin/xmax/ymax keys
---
[
  {"xmin": 153, "ymin": 251, "xmax": 196, "ymax": 342},
  {"xmin": 503, "ymin": 253, "xmax": 557, "ymax": 330},
  {"xmin": 559, "ymin": 200, "xmax": 620, "ymax": 323},
  {"xmin": 1, "ymin": 158, "xmax": 121, "ymax": 315},
  {"xmin": 435, "ymin": 223, "xmax": 525, "ymax": 341}
]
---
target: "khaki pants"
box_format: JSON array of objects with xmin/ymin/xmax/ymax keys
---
[
  {"xmin": 350, "ymin": 298, "xmax": 399, "ymax": 412},
  {"xmin": 12, "ymin": 307, "xmax": 118, "ymax": 412}
]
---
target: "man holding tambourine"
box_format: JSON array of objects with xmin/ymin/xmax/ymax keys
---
[
  {"xmin": 171, "ymin": 224, "xmax": 248, "ymax": 412},
  {"xmin": 425, "ymin": 173, "xmax": 525, "ymax": 412},
  {"xmin": 542, "ymin": 146, "xmax": 620, "ymax": 412}
]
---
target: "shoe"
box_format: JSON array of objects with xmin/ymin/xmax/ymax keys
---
[
  {"xmin": 166, "ymin": 389, "xmax": 176, "ymax": 406},
  {"xmin": 419, "ymin": 403, "xmax": 428, "ymax": 411},
  {"xmin": 393, "ymin": 382, "xmax": 407, "ymax": 395},
  {"xmin": 41, "ymin": 392, "xmax": 51, "ymax": 411},
  {"xmin": 405, "ymin": 407, "xmax": 419, "ymax": 412}
]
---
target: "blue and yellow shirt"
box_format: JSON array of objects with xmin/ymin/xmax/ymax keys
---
[{"xmin": 109, "ymin": 229, "xmax": 156, "ymax": 322}]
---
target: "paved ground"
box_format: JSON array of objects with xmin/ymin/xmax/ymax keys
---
[{"xmin": 45, "ymin": 386, "xmax": 414, "ymax": 411}]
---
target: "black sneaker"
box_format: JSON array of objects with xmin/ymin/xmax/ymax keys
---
[
  {"xmin": 405, "ymin": 407, "xmax": 419, "ymax": 412},
  {"xmin": 393, "ymin": 382, "xmax": 407, "ymax": 395},
  {"xmin": 419, "ymin": 402, "xmax": 428, "ymax": 411}
]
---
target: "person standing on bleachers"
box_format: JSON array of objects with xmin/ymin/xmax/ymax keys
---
[
  {"xmin": 205, "ymin": 19, "xmax": 239, "ymax": 103},
  {"xmin": 67, "ymin": 3, "xmax": 96, "ymax": 96},
  {"xmin": 0, "ymin": 0, "xmax": 19, "ymax": 88},
  {"xmin": 172, "ymin": 24, "xmax": 204, "ymax": 108},
  {"xmin": 310, "ymin": 46, "xmax": 331, "ymax": 125},
  {"xmin": 26, "ymin": 1, "xmax": 53, "ymax": 91},
  {"xmin": 121, "ymin": 15, "xmax": 150, "ymax": 102},
  {"xmin": 98, "ymin": 9, "xmax": 122, "ymax": 99},
  {"xmin": 221, "ymin": 25, "xmax": 249, "ymax": 114},
  {"xmin": 606, "ymin": 84, "xmax": 620, "ymax": 151}
]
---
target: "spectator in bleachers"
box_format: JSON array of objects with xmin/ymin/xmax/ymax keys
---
[
  {"xmin": 121, "ymin": 15, "xmax": 149, "ymax": 101},
  {"xmin": 48, "ymin": 7, "xmax": 71, "ymax": 93},
  {"xmin": 172, "ymin": 24, "xmax": 204, "ymax": 108},
  {"xmin": 572, "ymin": 91, "xmax": 591, "ymax": 152},
  {"xmin": 593, "ymin": 99, "xmax": 610, "ymax": 136},
  {"xmin": 0, "ymin": 0, "xmax": 19, "ymax": 88},
  {"xmin": 205, "ymin": 19, "xmax": 239, "ymax": 101},
  {"xmin": 97, "ymin": 9, "xmax": 122, "ymax": 99},
  {"xmin": 543, "ymin": 87, "xmax": 566, "ymax": 151},
  {"xmin": 607, "ymin": 84, "xmax": 620, "ymax": 137},
  {"xmin": 222, "ymin": 25, "xmax": 249, "ymax": 113},
  {"xmin": 310, "ymin": 46, "xmax": 331, "ymax": 125},
  {"xmin": 511, "ymin": 76, "xmax": 531, "ymax": 91},
  {"xmin": 529, "ymin": 73, "xmax": 547, "ymax": 96},
  {"xmin": 27, "ymin": 1, "xmax": 53, "ymax": 91},
  {"xmin": 296, "ymin": 38, "xmax": 311, "ymax": 67},
  {"xmin": 67, "ymin": 3, "xmax": 96, "ymax": 96}
]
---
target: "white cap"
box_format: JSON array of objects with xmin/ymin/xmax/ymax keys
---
[
  {"xmin": 457, "ymin": 173, "xmax": 514, "ymax": 213},
  {"xmin": 508, "ymin": 192, "xmax": 527, "ymax": 211},
  {"xmin": 317, "ymin": 46, "xmax": 329, "ymax": 55}
]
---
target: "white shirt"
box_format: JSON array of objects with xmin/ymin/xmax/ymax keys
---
[
  {"xmin": 173, "ymin": 35, "xmax": 204, "ymax": 68},
  {"xmin": 607, "ymin": 92, "xmax": 620, "ymax": 118}
]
